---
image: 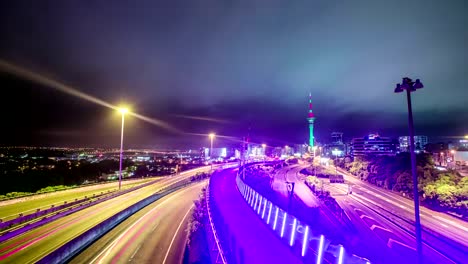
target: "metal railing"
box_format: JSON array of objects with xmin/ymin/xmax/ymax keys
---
[{"xmin": 205, "ymin": 180, "xmax": 228, "ymax": 264}]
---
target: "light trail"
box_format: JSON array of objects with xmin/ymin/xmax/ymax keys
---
[{"xmin": 0, "ymin": 60, "xmax": 179, "ymax": 133}]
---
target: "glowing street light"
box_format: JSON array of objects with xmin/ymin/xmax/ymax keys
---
[
  {"xmin": 209, "ymin": 133, "xmax": 215, "ymax": 169},
  {"xmin": 118, "ymin": 107, "xmax": 129, "ymax": 190},
  {"xmin": 394, "ymin": 77, "xmax": 424, "ymax": 263}
]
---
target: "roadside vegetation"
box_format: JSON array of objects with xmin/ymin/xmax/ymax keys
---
[
  {"xmin": 184, "ymin": 187, "xmax": 211, "ymax": 264},
  {"xmin": 337, "ymin": 154, "xmax": 468, "ymax": 218},
  {"xmin": 0, "ymin": 185, "xmax": 76, "ymax": 200}
]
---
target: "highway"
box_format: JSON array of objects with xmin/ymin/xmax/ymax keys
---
[
  {"xmin": 275, "ymin": 164, "xmax": 467, "ymax": 264},
  {"xmin": 0, "ymin": 178, "xmax": 156, "ymax": 221},
  {"xmin": 70, "ymin": 181, "xmax": 207, "ymax": 264},
  {"xmin": 210, "ymin": 168, "xmax": 303, "ymax": 264},
  {"xmin": 0, "ymin": 166, "xmax": 214, "ymax": 264}
]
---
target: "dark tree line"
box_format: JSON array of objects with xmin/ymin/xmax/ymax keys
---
[{"xmin": 0, "ymin": 158, "xmax": 133, "ymax": 195}]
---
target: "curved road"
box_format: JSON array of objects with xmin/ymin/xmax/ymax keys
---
[
  {"xmin": 0, "ymin": 166, "xmax": 213, "ymax": 264},
  {"xmin": 70, "ymin": 181, "xmax": 207, "ymax": 264},
  {"xmin": 278, "ymin": 164, "xmax": 467, "ymax": 263}
]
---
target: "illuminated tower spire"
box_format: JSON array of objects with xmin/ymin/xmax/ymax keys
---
[{"xmin": 307, "ymin": 93, "xmax": 316, "ymax": 148}]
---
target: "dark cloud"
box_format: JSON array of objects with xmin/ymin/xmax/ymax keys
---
[{"xmin": 0, "ymin": 0, "xmax": 467, "ymax": 147}]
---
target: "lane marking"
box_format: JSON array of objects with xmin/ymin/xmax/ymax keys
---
[
  {"xmin": 370, "ymin": 224, "xmax": 393, "ymax": 233},
  {"xmin": 91, "ymin": 182, "xmax": 205, "ymax": 264},
  {"xmin": 162, "ymin": 205, "xmax": 194, "ymax": 264},
  {"xmin": 433, "ymin": 215, "xmax": 468, "ymax": 232},
  {"xmin": 360, "ymin": 215, "xmax": 374, "ymax": 220},
  {"xmin": 151, "ymin": 222, "xmax": 160, "ymax": 232},
  {"xmin": 129, "ymin": 244, "xmax": 142, "ymax": 260},
  {"xmin": 387, "ymin": 238, "xmax": 415, "ymax": 251},
  {"xmin": 440, "ymin": 223, "xmax": 448, "ymax": 228}
]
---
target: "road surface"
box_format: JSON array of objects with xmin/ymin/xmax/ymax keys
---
[
  {"xmin": 276, "ymin": 164, "xmax": 467, "ymax": 263},
  {"xmin": 70, "ymin": 181, "xmax": 207, "ymax": 264},
  {"xmin": 210, "ymin": 168, "xmax": 302, "ymax": 264},
  {"xmin": 0, "ymin": 166, "xmax": 214, "ymax": 264}
]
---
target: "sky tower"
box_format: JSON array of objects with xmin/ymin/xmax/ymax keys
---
[{"xmin": 307, "ymin": 93, "xmax": 316, "ymax": 148}]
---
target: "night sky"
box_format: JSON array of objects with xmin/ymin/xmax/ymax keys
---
[{"xmin": 0, "ymin": 0, "xmax": 467, "ymax": 149}]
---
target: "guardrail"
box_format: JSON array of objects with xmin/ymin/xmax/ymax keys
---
[
  {"xmin": 0, "ymin": 177, "xmax": 162, "ymax": 244},
  {"xmin": 205, "ymin": 179, "xmax": 228, "ymax": 264},
  {"xmin": 36, "ymin": 177, "xmax": 206, "ymax": 264},
  {"xmin": 237, "ymin": 164, "xmax": 371, "ymax": 264}
]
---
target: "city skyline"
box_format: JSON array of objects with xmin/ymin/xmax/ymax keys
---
[{"xmin": 1, "ymin": 0, "xmax": 467, "ymax": 148}]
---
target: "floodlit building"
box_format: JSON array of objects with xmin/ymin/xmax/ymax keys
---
[
  {"xmin": 331, "ymin": 132, "xmax": 343, "ymax": 144},
  {"xmin": 350, "ymin": 133, "xmax": 397, "ymax": 156},
  {"xmin": 399, "ymin": 136, "xmax": 428, "ymax": 152}
]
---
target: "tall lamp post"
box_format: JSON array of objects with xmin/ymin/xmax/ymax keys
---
[
  {"xmin": 118, "ymin": 107, "xmax": 129, "ymax": 191},
  {"xmin": 394, "ymin": 77, "xmax": 424, "ymax": 263},
  {"xmin": 209, "ymin": 133, "xmax": 215, "ymax": 169}
]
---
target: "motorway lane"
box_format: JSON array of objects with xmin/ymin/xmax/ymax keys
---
[
  {"xmin": 326, "ymin": 183, "xmax": 455, "ymax": 264},
  {"xmin": 279, "ymin": 165, "xmax": 461, "ymax": 263},
  {"xmin": 0, "ymin": 166, "xmax": 214, "ymax": 264},
  {"xmin": 70, "ymin": 181, "xmax": 207, "ymax": 264},
  {"xmin": 0, "ymin": 178, "xmax": 156, "ymax": 221},
  {"xmin": 334, "ymin": 168, "xmax": 468, "ymax": 259},
  {"xmin": 337, "ymin": 167, "xmax": 468, "ymax": 245}
]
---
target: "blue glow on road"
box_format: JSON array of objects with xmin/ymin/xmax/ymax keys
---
[
  {"xmin": 338, "ymin": 246, "xmax": 344, "ymax": 264},
  {"xmin": 290, "ymin": 218, "xmax": 297, "ymax": 246},
  {"xmin": 302, "ymin": 226, "xmax": 309, "ymax": 257},
  {"xmin": 281, "ymin": 212, "xmax": 287, "ymax": 237},
  {"xmin": 273, "ymin": 207, "xmax": 279, "ymax": 230},
  {"xmin": 317, "ymin": 235, "xmax": 324, "ymax": 264},
  {"xmin": 267, "ymin": 202, "xmax": 272, "ymax": 224},
  {"xmin": 262, "ymin": 199, "xmax": 267, "ymax": 218}
]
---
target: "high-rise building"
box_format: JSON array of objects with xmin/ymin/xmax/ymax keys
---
[
  {"xmin": 350, "ymin": 133, "xmax": 397, "ymax": 156},
  {"xmin": 331, "ymin": 132, "xmax": 343, "ymax": 144},
  {"xmin": 294, "ymin": 144, "xmax": 308, "ymax": 156},
  {"xmin": 399, "ymin": 136, "xmax": 428, "ymax": 152},
  {"xmin": 307, "ymin": 93, "xmax": 316, "ymax": 148}
]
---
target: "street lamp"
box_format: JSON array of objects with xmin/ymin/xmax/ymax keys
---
[
  {"xmin": 118, "ymin": 107, "xmax": 129, "ymax": 190},
  {"xmin": 394, "ymin": 77, "xmax": 424, "ymax": 263},
  {"xmin": 209, "ymin": 133, "xmax": 215, "ymax": 169},
  {"xmin": 334, "ymin": 148, "xmax": 339, "ymax": 176}
]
